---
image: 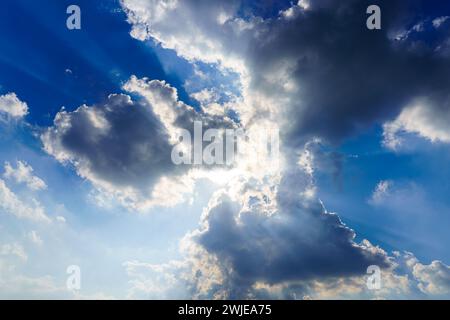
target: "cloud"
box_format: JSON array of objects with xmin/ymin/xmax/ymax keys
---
[
  {"xmin": 0, "ymin": 243, "xmax": 27, "ymax": 261},
  {"xmin": 121, "ymin": 0, "xmax": 450, "ymax": 146},
  {"xmin": 122, "ymin": 75, "xmax": 236, "ymax": 136},
  {"xmin": 433, "ymin": 16, "xmax": 449, "ymax": 29},
  {"xmin": 183, "ymin": 167, "xmax": 390, "ymax": 298},
  {"xmin": 123, "ymin": 140, "xmax": 391, "ymax": 299},
  {"xmin": 383, "ymin": 98, "xmax": 450, "ymax": 150},
  {"xmin": 121, "ymin": 138, "xmax": 450, "ymax": 299},
  {"xmin": 28, "ymin": 231, "xmax": 43, "ymax": 246},
  {"xmin": 3, "ymin": 161, "xmax": 47, "ymax": 191},
  {"xmin": 99, "ymin": 0, "xmax": 450, "ymax": 299},
  {"xmin": 395, "ymin": 251, "xmax": 450, "ymax": 297},
  {"xmin": 246, "ymin": 263, "xmax": 413, "ymax": 300},
  {"xmin": 120, "ymin": 0, "xmax": 247, "ymax": 72},
  {"xmin": 0, "ymin": 179, "xmax": 51, "ymax": 222},
  {"xmin": 0, "ymin": 92, "xmax": 28, "ymax": 119},
  {"xmin": 41, "ymin": 93, "xmax": 176, "ymax": 209},
  {"xmin": 413, "ymin": 260, "xmax": 450, "ymax": 295},
  {"xmin": 242, "ymin": 0, "xmax": 450, "ymax": 145},
  {"xmin": 369, "ymin": 180, "xmax": 392, "ymax": 205},
  {"xmin": 55, "ymin": 216, "xmax": 66, "ymax": 223},
  {"xmin": 42, "ymin": 76, "xmax": 236, "ymax": 210}
]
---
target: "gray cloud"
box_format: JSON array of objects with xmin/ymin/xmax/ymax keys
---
[
  {"xmin": 242, "ymin": 0, "xmax": 450, "ymax": 145},
  {"xmin": 42, "ymin": 77, "xmax": 237, "ymax": 209},
  {"xmin": 42, "ymin": 93, "xmax": 176, "ymax": 193},
  {"xmin": 186, "ymin": 165, "xmax": 390, "ymax": 298},
  {"xmin": 122, "ymin": 0, "xmax": 450, "ymax": 146}
]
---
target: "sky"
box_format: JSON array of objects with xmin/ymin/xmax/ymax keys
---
[{"xmin": 0, "ymin": 0, "xmax": 450, "ymax": 299}]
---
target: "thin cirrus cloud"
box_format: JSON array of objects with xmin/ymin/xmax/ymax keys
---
[{"xmin": 3, "ymin": 161, "xmax": 47, "ymax": 191}]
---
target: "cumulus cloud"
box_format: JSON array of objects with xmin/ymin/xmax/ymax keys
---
[
  {"xmin": 0, "ymin": 92, "xmax": 28, "ymax": 119},
  {"xmin": 121, "ymin": 0, "xmax": 450, "ymax": 145},
  {"xmin": 123, "ymin": 140, "xmax": 396, "ymax": 299},
  {"xmin": 42, "ymin": 76, "xmax": 237, "ymax": 210},
  {"xmin": 383, "ymin": 98, "xmax": 450, "ymax": 150},
  {"xmin": 183, "ymin": 166, "xmax": 391, "ymax": 298},
  {"xmin": 118, "ymin": 0, "xmax": 450, "ymax": 299},
  {"xmin": 124, "ymin": 240, "xmax": 450, "ymax": 299},
  {"xmin": 122, "ymin": 75, "xmax": 236, "ymax": 138},
  {"xmin": 413, "ymin": 260, "xmax": 450, "ymax": 295},
  {"xmin": 246, "ymin": 262, "xmax": 413, "ymax": 300},
  {"xmin": 121, "ymin": 0, "xmax": 248, "ymax": 72},
  {"xmin": 395, "ymin": 251, "xmax": 450, "ymax": 297},
  {"xmin": 124, "ymin": 260, "xmax": 191, "ymax": 299},
  {"xmin": 41, "ymin": 93, "xmax": 177, "ymax": 209},
  {"xmin": 243, "ymin": 1, "xmax": 450, "ymax": 144},
  {"xmin": 3, "ymin": 161, "xmax": 47, "ymax": 191}
]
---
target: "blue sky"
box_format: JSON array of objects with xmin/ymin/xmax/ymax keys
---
[{"xmin": 1, "ymin": 0, "xmax": 450, "ymax": 299}]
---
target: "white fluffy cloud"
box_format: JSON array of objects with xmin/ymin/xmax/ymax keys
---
[
  {"xmin": 3, "ymin": 161, "xmax": 47, "ymax": 191},
  {"xmin": 121, "ymin": 0, "xmax": 282, "ymax": 128},
  {"xmin": 397, "ymin": 252, "xmax": 450, "ymax": 296},
  {"xmin": 383, "ymin": 99, "xmax": 450, "ymax": 150},
  {"xmin": 121, "ymin": 0, "xmax": 248, "ymax": 72},
  {"xmin": 0, "ymin": 92, "xmax": 28, "ymax": 119},
  {"xmin": 124, "ymin": 139, "xmax": 397, "ymax": 299},
  {"xmin": 413, "ymin": 261, "xmax": 450, "ymax": 295},
  {"xmin": 42, "ymin": 92, "xmax": 176, "ymax": 210}
]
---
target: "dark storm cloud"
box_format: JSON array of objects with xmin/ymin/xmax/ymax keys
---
[
  {"xmin": 121, "ymin": 0, "xmax": 450, "ymax": 144},
  {"xmin": 244, "ymin": 0, "xmax": 450, "ymax": 144},
  {"xmin": 42, "ymin": 94, "xmax": 177, "ymax": 191},
  {"xmin": 192, "ymin": 167, "xmax": 390, "ymax": 298}
]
